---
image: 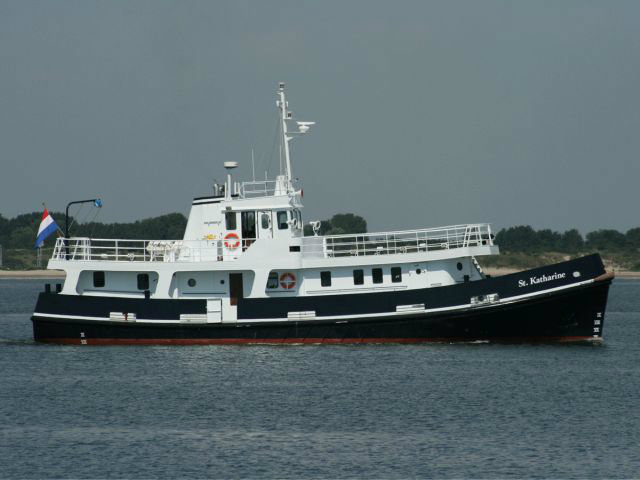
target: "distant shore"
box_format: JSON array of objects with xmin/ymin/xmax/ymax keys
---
[
  {"xmin": 0, "ymin": 270, "xmax": 66, "ymax": 279},
  {"xmin": 1, "ymin": 268, "xmax": 638, "ymax": 280},
  {"xmin": 484, "ymin": 267, "xmax": 640, "ymax": 279}
]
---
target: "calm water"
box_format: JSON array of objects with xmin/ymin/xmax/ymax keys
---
[{"xmin": 1, "ymin": 279, "xmax": 639, "ymax": 479}]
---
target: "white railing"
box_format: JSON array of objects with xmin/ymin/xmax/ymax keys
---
[
  {"xmin": 301, "ymin": 224, "xmax": 494, "ymax": 258},
  {"xmin": 239, "ymin": 180, "xmax": 279, "ymax": 198},
  {"xmin": 51, "ymin": 237, "xmax": 257, "ymax": 263}
]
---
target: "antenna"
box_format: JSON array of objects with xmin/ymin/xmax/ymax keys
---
[{"xmin": 251, "ymin": 149, "xmax": 256, "ymax": 182}]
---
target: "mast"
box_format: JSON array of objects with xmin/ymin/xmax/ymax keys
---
[{"xmin": 276, "ymin": 82, "xmax": 314, "ymax": 193}]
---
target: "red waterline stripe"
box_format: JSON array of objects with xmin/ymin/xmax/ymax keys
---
[{"xmin": 36, "ymin": 336, "xmax": 598, "ymax": 346}]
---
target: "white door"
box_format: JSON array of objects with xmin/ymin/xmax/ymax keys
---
[{"xmin": 206, "ymin": 298, "xmax": 222, "ymax": 323}]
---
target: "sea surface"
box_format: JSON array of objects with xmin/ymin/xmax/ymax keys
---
[{"xmin": 1, "ymin": 279, "xmax": 639, "ymax": 479}]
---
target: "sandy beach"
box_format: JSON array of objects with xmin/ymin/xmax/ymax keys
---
[
  {"xmin": 485, "ymin": 267, "xmax": 640, "ymax": 279},
  {"xmin": 0, "ymin": 270, "xmax": 66, "ymax": 279}
]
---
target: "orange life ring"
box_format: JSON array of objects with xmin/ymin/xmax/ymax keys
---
[
  {"xmin": 279, "ymin": 272, "xmax": 296, "ymax": 290},
  {"xmin": 224, "ymin": 233, "xmax": 240, "ymax": 249}
]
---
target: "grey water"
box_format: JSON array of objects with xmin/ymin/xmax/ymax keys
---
[{"xmin": 1, "ymin": 279, "xmax": 639, "ymax": 479}]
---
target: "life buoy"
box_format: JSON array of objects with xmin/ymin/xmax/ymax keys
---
[
  {"xmin": 224, "ymin": 233, "xmax": 240, "ymax": 249},
  {"xmin": 279, "ymin": 272, "xmax": 296, "ymax": 290}
]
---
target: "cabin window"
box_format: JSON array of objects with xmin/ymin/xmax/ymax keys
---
[
  {"xmin": 188, "ymin": 278, "xmax": 197, "ymax": 287},
  {"xmin": 353, "ymin": 269, "xmax": 364, "ymax": 285},
  {"xmin": 225, "ymin": 212, "xmax": 237, "ymax": 230},
  {"xmin": 267, "ymin": 272, "xmax": 279, "ymax": 289},
  {"xmin": 277, "ymin": 211, "xmax": 288, "ymax": 230},
  {"xmin": 321, "ymin": 271, "xmax": 332, "ymax": 287},
  {"xmin": 372, "ymin": 268, "xmax": 383, "ymax": 284},
  {"xmin": 457, "ymin": 262, "xmax": 463, "ymax": 271},
  {"xmin": 391, "ymin": 267, "xmax": 402, "ymax": 283},
  {"xmin": 93, "ymin": 271, "xmax": 105, "ymax": 288},
  {"xmin": 261, "ymin": 213, "xmax": 270, "ymax": 229},
  {"xmin": 137, "ymin": 273, "xmax": 149, "ymax": 290},
  {"xmin": 293, "ymin": 209, "xmax": 302, "ymax": 228}
]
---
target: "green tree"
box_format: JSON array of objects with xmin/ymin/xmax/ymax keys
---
[
  {"xmin": 586, "ymin": 229, "xmax": 627, "ymax": 251},
  {"xmin": 304, "ymin": 213, "xmax": 367, "ymax": 236},
  {"xmin": 558, "ymin": 229, "xmax": 584, "ymax": 252},
  {"xmin": 626, "ymin": 228, "xmax": 640, "ymax": 251}
]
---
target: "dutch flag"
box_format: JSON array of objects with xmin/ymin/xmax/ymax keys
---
[{"xmin": 35, "ymin": 209, "xmax": 59, "ymax": 249}]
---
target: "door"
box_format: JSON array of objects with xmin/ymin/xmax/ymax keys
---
[
  {"xmin": 258, "ymin": 211, "xmax": 273, "ymax": 239},
  {"xmin": 230, "ymin": 273, "xmax": 244, "ymax": 306},
  {"xmin": 206, "ymin": 298, "xmax": 222, "ymax": 323}
]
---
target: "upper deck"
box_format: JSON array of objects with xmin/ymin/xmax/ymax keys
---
[{"xmin": 49, "ymin": 223, "xmax": 496, "ymax": 265}]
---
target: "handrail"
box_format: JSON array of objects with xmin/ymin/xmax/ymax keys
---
[
  {"xmin": 51, "ymin": 237, "xmax": 257, "ymax": 263},
  {"xmin": 301, "ymin": 223, "xmax": 493, "ymax": 258}
]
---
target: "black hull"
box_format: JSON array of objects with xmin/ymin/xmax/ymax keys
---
[{"xmin": 31, "ymin": 255, "xmax": 613, "ymax": 345}]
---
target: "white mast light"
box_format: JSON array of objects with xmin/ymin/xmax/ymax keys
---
[{"xmin": 224, "ymin": 162, "xmax": 239, "ymax": 200}]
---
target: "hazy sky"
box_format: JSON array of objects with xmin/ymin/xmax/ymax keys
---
[{"xmin": 1, "ymin": 0, "xmax": 639, "ymax": 234}]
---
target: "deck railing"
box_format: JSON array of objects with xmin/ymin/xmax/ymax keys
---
[
  {"xmin": 50, "ymin": 224, "xmax": 493, "ymax": 263},
  {"xmin": 301, "ymin": 224, "xmax": 493, "ymax": 258},
  {"xmin": 51, "ymin": 238, "xmax": 256, "ymax": 263}
]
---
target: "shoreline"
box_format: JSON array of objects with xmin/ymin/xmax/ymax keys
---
[
  {"xmin": 0, "ymin": 270, "xmax": 66, "ymax": 279},
  {"xmin": 484, "ymin": 267, "xmax": 640, "ymax": 279}
]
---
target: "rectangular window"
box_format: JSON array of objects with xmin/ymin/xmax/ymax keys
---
[
  {"xmin": 277, "ymin": 211, "xmax": 288, "ymax": 230},
  {"xmin": 225, "ymin": 212, "xmax": 237, "ymax": 230},
  {"xmin": 266, "ymin": 272, "xmax": 279, "ymax": 289},
  {"xmin": 261, "ymin": 213, "xmax": 270, "ymax": 229},
  {"xmin": 353, "ymin": 269, "xmax": 364, "ymax": 285},
  {"xmin": 137, "ymin": 273, "xmax": 149, "ymax": 290},
  {"xmin": 93, "ymin": 271, "xmax": 105, "ymax": 288},
  {"xmin": 391, "ymin": 267, "xmax": 402, "ymax": 283},
  {"xmin": 372, "ymin": 268, "xmax": 383, "ymax": 284},
  {"xmin": 320, "ymin": 271, "xmax": 332, "ymax": 287}
]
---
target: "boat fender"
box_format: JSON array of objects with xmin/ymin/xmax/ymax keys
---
[
  {"xmin": 279, "ymin": 272, "xmax": 297, "ymax": 290},
  {"xmin": 224, "ymin": 233, "xmax": 240, "ymax": 249}
]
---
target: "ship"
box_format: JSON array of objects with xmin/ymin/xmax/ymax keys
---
[{"xmin": 32, "ymin": 83, "xmax": 614, "ymax": 345}]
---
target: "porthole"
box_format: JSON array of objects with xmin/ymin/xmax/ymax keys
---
[
  {"xmin": 456, "ymin": 262, "xmax": 463, "ymax": 271},
  {"xmin": 188, "ymin": 278, "xmax": 197, "ymax": 287},
  {"xmin": 416, "ymin": 268, "xmax": 422, "ymax": 275}
]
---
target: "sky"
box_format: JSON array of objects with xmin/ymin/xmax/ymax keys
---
[{"xmin": 1, "ymin": 0, "xmax": 639, "ymax": 234}]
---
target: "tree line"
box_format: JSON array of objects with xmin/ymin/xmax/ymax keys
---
[
  {"xmin": 0, "ymin": 211, "xmax": 188, "ymax": 250},
  {"xmin": 495, "ymin": 225, "xmax": 640, "ymax": 253},
  {"xmin": 0, "ymin": 209, "xmax": 637, "ymax": 259}
]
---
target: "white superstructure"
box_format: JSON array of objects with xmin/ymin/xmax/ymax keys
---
[{"xmin": 47, "ymin": 83, "xmax": 499, "ymax": 323}]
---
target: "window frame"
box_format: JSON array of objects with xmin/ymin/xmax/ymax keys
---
[
  {"xmin": 372, "ymin": 268, "xmax": 383, "ymax": 284},
  {"xmin": 93, "ymin": 271, "xmax": 105, "ymax": 288},
  {"xmin": 277, "ymin": 211, "xmax": 289, "ymax": 230},
  {"xmin": 266, "ymin": 272, "xmax": 279, "ymax": 289},
  {"xmin": 391, "ymin": 267, "xmax": 402, "ymax": 283},
  {"xmin": 225, "ymin": 212, "xmax": 237, "ymax": 230},
  {"xmin": 137, "ymin": 273, "xmax": 150, "ymax": 290}
]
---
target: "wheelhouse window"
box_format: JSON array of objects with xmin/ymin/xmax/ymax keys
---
[
  {"xmin": 93, "ymin": 271, "xmax": 105, "ymax": 288},
  {"xmin": 372, "ymin": 268, "xmax": 383, "ymax": 284},
  {"xmin": 137, "ymin": 273, "xmax": 149, "ymax": 290},
  {"xmin": 261, "ymin": 213, "xmax": 270, "ymax": 229},
  {"xmin": 391, "ymin": 267, "xmax": 402, "ymax": 283},
  {"xmin": 277, "ymin": 211, "xmax": 288, "ymax": 230},
  {"xmin": 353, "ymin": 269, "xmax": 364, "ymax": 285},
  {"xmin": 320, "ymin": 271, "xmax": 332, "ymax": 287},
  {"xmin": 267, "ymin": 272, "xmax": 279, "ymax": 289},
  {"xmin": 225, "ymin": 212, "xmax": 237, "ymax": 230}
]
